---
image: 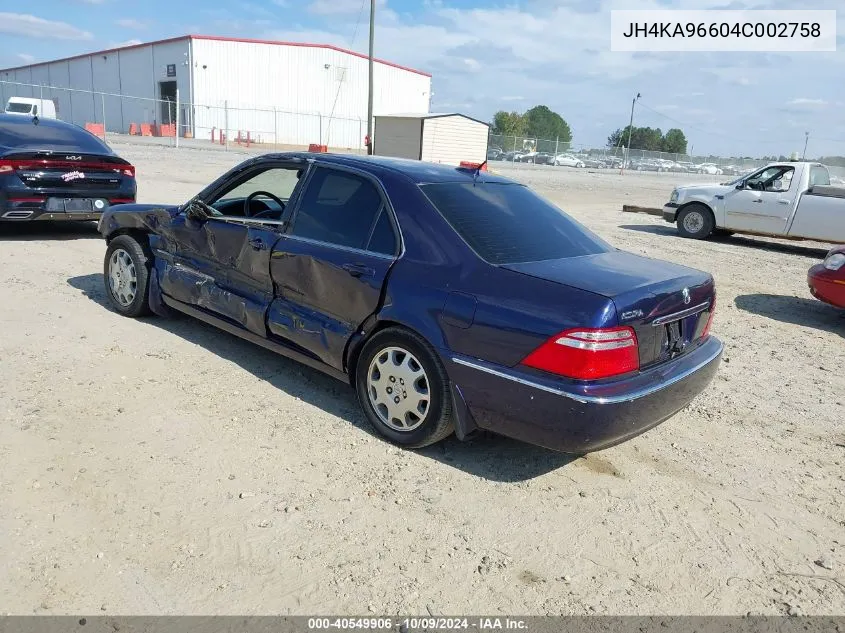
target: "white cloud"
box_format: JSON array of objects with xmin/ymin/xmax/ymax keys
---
[
  {"xmin": 309, "ymin": 0, "xmax": 384, "ymax": 15},
  {"xmin": 110, "ymin": 39, "xmax": 143, "ymax": 48},
  {"xmin": 115, "ymin": 18, "xmax": 148, "ymax": 30},
  {"xmin": 0, "ymin": 13, "xmax": 93, "ymax": 40},
  {"xmin": 17, "ymin": 53, "xmax": 35, "ymax": 64},
  {"xmin": 787, "ymin": 98, "xmax": 828, "ymax": 107}
]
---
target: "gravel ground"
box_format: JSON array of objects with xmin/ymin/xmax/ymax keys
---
[{"xmin": 0, "ymin": 143, "xmax": 843, "ymax": 616}]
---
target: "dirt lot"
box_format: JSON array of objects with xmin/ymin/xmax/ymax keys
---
[{"xmin": 1, "ymin": 143, "xmax": 843, "ymax": 616}]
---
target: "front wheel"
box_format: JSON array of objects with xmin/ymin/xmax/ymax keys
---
[
  {"xmin": 677, "ymin": 204, "xmax": 714, "ymax": 240},
  {"xmin": 103, "ymin": 234, "xmax": 153, "ymax": 317},
  {"xmin": 355, "ymin": 327, "xmax": 454, "ymax": 449}
]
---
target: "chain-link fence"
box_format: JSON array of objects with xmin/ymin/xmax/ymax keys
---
[
  {"xmin": 0, "ymin": 79, "xmax": 367, "ymax": 153},
  {"xmin": 488, "ymin": 133, "xmax": 800, "ymax": 177}
]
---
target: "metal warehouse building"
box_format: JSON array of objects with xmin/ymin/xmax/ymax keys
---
[{"xmin": 0, "ymin": 35, "xmax": 432, "ymax": 149}]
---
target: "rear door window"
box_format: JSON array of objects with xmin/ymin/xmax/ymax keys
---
[
  {"xmin": 810, "ymin": 165, "xmax": 831, "ymax": 187},
  {"xmin": 420, "ymin": 182, "xmax": 610, "ymax": 264},
  {"xmin": 291, "ymin": 166, "xmax": 394, "ymax": 252}
]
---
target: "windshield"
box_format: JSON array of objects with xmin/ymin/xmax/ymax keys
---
[{"xmin": 5, "ymin": 102, "xmax": 32, "ymax": 114}]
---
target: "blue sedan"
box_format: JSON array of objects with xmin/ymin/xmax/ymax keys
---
[{"xmin": 98, "ymin": 153, "xmax": 722, "ymax": 453}]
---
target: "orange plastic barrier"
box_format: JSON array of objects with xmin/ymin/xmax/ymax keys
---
[
  {"xmin": 129, "ymin": 123, "xmax": 139, "ymax": 135},
  {"xmin": 85, "ymin": 123, "xmax": 105, "ymax": 137},
  {"xmin": 140, "ymin": 124, "xmax": 153, "ymax": 137},
  {"xmin": 308, "ymin": 144, "xmax": 328, "ymax": 153}
]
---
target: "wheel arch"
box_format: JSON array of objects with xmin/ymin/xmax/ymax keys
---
[
  {"xmin": 345, "ymin": 317, "xmax": 434, "ymax": 387},
  {"xmin": 677, "ymin": 200, "xmax": 715, "ymax": 221}
]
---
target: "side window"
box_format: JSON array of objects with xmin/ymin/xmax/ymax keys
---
[
  {"xmin": 367, "ymin": 208, "xmax": 398, "ymax": 255},
  {"xmin": 810, "ymin": 165, "xmax": 830, "ymax": 187},
  {"xmin": 209, "ymin": 166, "xmax": 303, "ymax": 219},
  {"xmin": 32, "ymin": 105, "xmax": 37, "ymax": 116},
  {"xmin": 291, "ymin": 167, "xmax": 385, "ymax": 250}
]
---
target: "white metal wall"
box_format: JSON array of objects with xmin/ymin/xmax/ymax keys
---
[
  {"xmin": 421, "ymin": 116, "xmax": 489, "ymax": 166},
  {"xmin": 190, "ymin": 38, "xmax": 432, "ymax": 149},
  {"xmin": 373, "ymin": 116, "xmax": 423, "ymax": 159},
  {"xmin": 0, "ymin": 39, "xmax": 191, "ymax": 133}
]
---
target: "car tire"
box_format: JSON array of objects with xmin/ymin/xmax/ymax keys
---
[
  {"xmin": 355, "ymin": 327, "xmax": 454, "ymax": 449},
  {"xmin": 103, "ymin": 234, "xmax": 153, "ymax": 317},
  {"xmin": 676, "ymin": 204, "xmax": 714, "ymax": 240}
]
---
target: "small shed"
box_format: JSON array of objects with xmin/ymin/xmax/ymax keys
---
[{"xmin": 373, "ymin": 113, "xmax": 490, "ymax": 166}]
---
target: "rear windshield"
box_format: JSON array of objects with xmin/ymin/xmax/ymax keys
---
[
  {"xmin": 0, "ymin": 117, "xmax": 111, "ymax": 153},
  {"xmin": 6, "ymin": 102, "xmax": 32, "ymax": 114},
  {"xmin": 420, "ymin": 182, "xmax": 610, "ymax": 265}
]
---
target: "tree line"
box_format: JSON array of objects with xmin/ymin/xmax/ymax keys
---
[
  {"xmin": 606, "ymin": 126, "xmax": 688, "ymax": 154},
  {"xmin": 491, "ymin": 106, "xmax": 689, "ymax": 155}
]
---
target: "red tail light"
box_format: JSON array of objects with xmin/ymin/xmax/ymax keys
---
[
  {"xmin": 522, "ymin": 326, "xmax": 639, "ymax": 380},
  {"xmin": 702, "ymin": 294, "xmax": 716, "ymax": 338},
  {"xmin": 0, "ymin": 159, "xmax": 133, "ymax": 175}
]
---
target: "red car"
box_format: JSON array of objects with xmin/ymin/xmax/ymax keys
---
[{"xmin": 808, "ymin": 245, "xmax": 845, "ymax": 308}]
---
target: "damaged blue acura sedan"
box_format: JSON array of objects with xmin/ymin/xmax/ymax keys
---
[{"xmin": 98, "ymin": 153, "xmax": 722, "ymax": 453}]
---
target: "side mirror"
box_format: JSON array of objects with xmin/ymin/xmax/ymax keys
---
[
  {"xmin": 185, "ymin": 199, "xmax": 210, "ymax": 222},
  {"xmin": 735, "ymin": 181, "xmax": 744, "ymax": 190}
]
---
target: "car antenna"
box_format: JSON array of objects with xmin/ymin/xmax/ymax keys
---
[{"xmin": 473, "ymin": 160, "xmax": 488, "ymax": 185}]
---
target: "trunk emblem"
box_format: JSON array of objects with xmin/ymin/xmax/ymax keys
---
[
  {"xmin": 682, "ymin": 288, "xmax": 691, "ymax": 305},
  {"xmin": 66, "ymin": 155, "xmax": 82, "ymax": 160}
]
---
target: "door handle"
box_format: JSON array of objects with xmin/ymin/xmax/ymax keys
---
[
  {"xmin": 342, "ymin": 263, "xmax": 375, "ymax": 278},
  {"xmin": 752, "ymin": 199, "xmax": 763, "ymax": 203},
  {"xmin": 248, "ymin": 237, "xmax": 267, "ymax": 250},
  {"xmin": 777, "ymin": 199, "xmax": 790, "ymax": 205}
]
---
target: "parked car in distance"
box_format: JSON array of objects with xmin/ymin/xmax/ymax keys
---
[
  {"xmin": 487, "ymin": 147, "xmax": 505, "ymax": 161},
  {"xmin": 502, "ymin": 150, "xmax": 525, "ymax": 162},
  {"xmin": 581, "ymin": 157, "xmax": 606, "ymax": 168},
  {"xmin": 663, "ymin": 162, "xmax": 845, "ymax": 241},
  {"xmin": 697, "ymin": 163, "xmax": 723, "ymax": 175},
  {"xmin": 808, "ymin": 245, "xmax": 845, "ymax": 309},
  {"xmin": 553, "ymin": 154, "xmax": 585, "ymax": 168},
  {"xmin": 98, "ymin": 153, "xmax": 722, "ymax": 454},
  {"xmin": 5, "ymin": 97, "xmax": 57, "ymax": 119},
  {"xmin": 0, "ymin": 113, "xmax": 136, "ymax": 222},
  {"xmin": 675, "ymin": 161, "xmax": 695, "ymax": 172}
]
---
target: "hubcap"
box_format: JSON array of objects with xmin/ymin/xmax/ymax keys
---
[
  {"xmin": 683, "ymin": 211, "xmax": 705, "ymax": 234},
  {"xmin": 108, "ymin": 248, "xmax": 138, "ymax": 307},
  {"xmin": 367, "ymin": 346, "xmax": 430, "ymax": 432}
]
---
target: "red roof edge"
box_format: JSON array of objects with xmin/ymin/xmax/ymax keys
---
[{"xmin": 0, "ymin": 34, "xmax": 432, "ymax": 78}]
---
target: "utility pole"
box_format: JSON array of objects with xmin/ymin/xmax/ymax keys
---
[
  {"xmin": 621, "ymin": 92, "xmax": 640, "ymax": 174},
  {"xmin": 366, "ymin": 0, "xmax": 375, "ymax": 155},
  {"xmin": 802, "ymin": 131, "xmax": 809, "ymax": 160}
]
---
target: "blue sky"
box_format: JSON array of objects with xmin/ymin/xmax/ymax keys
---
[{"xmin": 1, "ymin": 0, "xmax": 843, "ymax": 156}]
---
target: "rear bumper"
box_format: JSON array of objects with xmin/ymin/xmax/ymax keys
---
[
  {"xmin": 808, "ymin": 265, "xmax": 845, "ymax": 308},
  {"xmin": 663, "ymin": 203, "xmax": 679, "ymax": 223},
  {"xmin": 0, "ymin": 198, "xmax": 134, "ymax": 222},
  {"xmin": 445, "ymin": 335, "xmax": 723, "ymax": 453}
]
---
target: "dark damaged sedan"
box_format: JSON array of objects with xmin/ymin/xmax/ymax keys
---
[{"xmin": 98, "ymin": 153, "xmax": 722, "ymax": 453}]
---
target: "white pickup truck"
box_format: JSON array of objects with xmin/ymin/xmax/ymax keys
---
[{"xmin": 662, "ymin": 162, "xmax": 845, "ymax": 242}]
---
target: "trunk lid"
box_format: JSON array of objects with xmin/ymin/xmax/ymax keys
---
[
  {"xmin": 503, "ymin": 250, "xmax": 715, "ymax": 368},
  {"xmin": 0, "ymin": 151, "xmax": 132, "ymax": 192}
]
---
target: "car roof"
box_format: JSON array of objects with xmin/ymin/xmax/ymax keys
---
[
  {"xmin": 261, "ymin": 152, "xmax": 517, "ymax": 185},
  {"xmin": 0, "ymin": 113, "xmax": 115, "ymax": 154}
]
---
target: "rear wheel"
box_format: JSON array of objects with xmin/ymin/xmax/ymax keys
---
[
  {"xmin": 104, "ymin": 234, "xmax": 152, "ymax": 317},
  {"xmin": 677, "ymin": 204, "xmax": 714, "ymax": 240},
  {"xmin": 355, "ymin": 327, "xmax": 454, "ymax": 448}
]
